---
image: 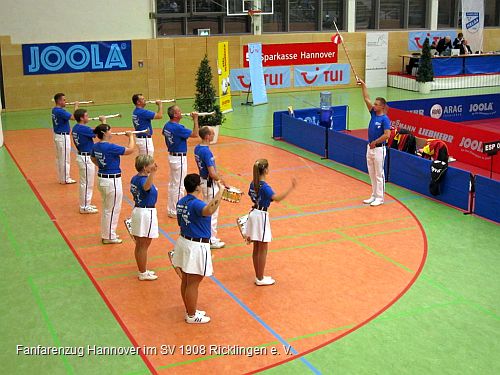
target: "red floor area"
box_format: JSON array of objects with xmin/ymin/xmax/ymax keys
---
[{"xmin": 6, "ymin": 129, "xmax": 426, "ymax": 373}]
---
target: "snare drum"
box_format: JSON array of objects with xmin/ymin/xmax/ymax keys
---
[
  {"xmin": 236, "ymin": 214, "xmax": 250, "ymax": 244},
  {"xmin": 222, "ymin": 186, "xmax": 242, "ymax": 203},
  {"xmin": 124, "ymin": 217, "xmax": 135, "ymax": 242}
]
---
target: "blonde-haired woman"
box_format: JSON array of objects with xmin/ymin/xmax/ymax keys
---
[
  {"xmin": 246, "ymin": 159, "xmax": 296, "ymax": 286},
  {"xmin": 130, "ymin": 155, "xmax": 159, "ymax": 281}
]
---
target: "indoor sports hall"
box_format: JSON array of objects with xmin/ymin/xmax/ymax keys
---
[{"xmin": 1, "ymin": 1, "xmax": 499, "ymax": 374}]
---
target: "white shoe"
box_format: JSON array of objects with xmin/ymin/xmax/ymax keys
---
[
  {"xmin": 102, "ymin": 238, "xmax": 123, "ymax": 244},
  {"xmin": 186, "ymin": 311, "xmax": 211, "ymax": 324},
  {"xmin": 370, "ymin": 198, "xmax": 384, "ymax": 207},
  {"xmin": 210, "ymin": 240, "xmax": 225, "ymax": 249},
  {"xmin": 80, "ymin": 206, "xmax": 99, "ymax": 214},
  {"xmin": 138, "ymin": 270, "xmax": 158, "ymax": 281},
  {"xmin": 65, "ymin": 178, "xmax": 76, "ymax": 184},
  {"xmin": 255, "ymin": 276, "xmax": 276, "ymax": 286},
  {"xmin": 89, "ymin": 205, "xmax": 97, "ymax": 209},
  {"xmin": 363, "ymin": 197, "xmax": 376, "ymax": 204},
  {"xmin": 185, "ymin": 310, "xmax": 206, "ymax": 320}
]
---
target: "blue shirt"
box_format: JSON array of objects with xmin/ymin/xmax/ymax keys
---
[
  {"xmin": 176, "ymin": 194, "xmax": 211, "ymax": 238},
  {"xmin": 132, "ymin": 107, "xmax": 155, "ymax": 135},
  {"xmin": 249, "ymin": 181, "xmax": 275, "ymax": 208},
  {"xmin": 163, "ymin": 121, "xmax": 192, "ymax": 153},
  {"xmin": 194, "ymin": 145, "xmax": 215, "ymax": 179},
  {"xmin": 130, "ymin": 175, "xmax": 158, "ymax": 207},
  {"xmin": 368, "ymin": 109, "xmax": 391, "ymax": 143},
  {"xmin": 91, "ymin": 142, "xmax": 126, "ymax": 174},
  {"xmin": 72, "ymin": 124, "xmax": 96, "ymax": 153},
  {"xmin": 52, "ymin": 107, "xmax": 71, "ymax": 133}
]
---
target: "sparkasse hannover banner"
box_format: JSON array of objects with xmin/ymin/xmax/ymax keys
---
[{"xmin": 243, "ymin": 42, "xmax": 338, "ymax": 67}]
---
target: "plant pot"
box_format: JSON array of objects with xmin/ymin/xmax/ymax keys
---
[
  {"xmin": 208, "ymin": 125, "xmax": 220, "ymax": 144},
  {"xmin": 418, "ymin": 81, "xmax": 432, "ymax": 94}
]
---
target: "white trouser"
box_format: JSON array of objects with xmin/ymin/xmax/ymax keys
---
[
  {"xmin": 76, "ymin": 154, "xmax": 95, "ymax": 209},
  {"xmin": 200, "ymin": 178, "xmax": 220, "ymax": 241},
  {"xmin": 97, "ymin": 176, "xmax": 123, "ymax": 240},
  {"xmin": 167, "ymin": 154, "xmax": 187, "ymax": 216},
  {"xmin": 366, "ymin": 145, "xmax": 386, "ymax": 200},
  {"xmin": 53, "ymin": 133, "xmax": 71, "ymax": 183},
  {"xmin": 136, "ymin": 137, "xmax": 154, "ymax": 156}
]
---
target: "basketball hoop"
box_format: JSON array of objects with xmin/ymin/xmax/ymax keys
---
[{"xmin": 248, "ymin": 9, "xmax": 263, "ymax": 19}]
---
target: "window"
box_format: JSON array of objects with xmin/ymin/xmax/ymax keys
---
[
  {"xmin": 408, "ymin": 0, "xmax": 427, "ymax": 28},
  {"xmin": 484, "ymin": 0, "xmax": 500, "ymax": 26},
  {"xmin": 289, "ymin": 0, "xmax": 318, "ymax": 31},
  {"xmin": 356, "ymin": 0, "xmax": 375, "ymax": 30},
  {"xmin": 379, "ymin": 0, "xmax": 403, "ymax": 29},
  {"xmin": 322, "ymin": 0, "xmax": 344, "ymax": 30}
]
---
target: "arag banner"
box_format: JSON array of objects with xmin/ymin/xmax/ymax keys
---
[
  {"xmin": 22, "ymin": 40, "xmax": 132, "ymax": 75},
  {"xmin": 217, "ymin": 41, "xmax": 233, "ymax": 113}
]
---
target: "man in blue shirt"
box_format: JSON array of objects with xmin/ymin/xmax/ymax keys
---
[
  {"xmin": 358, "ymin": 79, "xmax": 391, "ymax": 207},
  {"xmin": 72, "ymin": 109, "xmax": 101, "ymax": 214},
  {"xmin": 194, "ymin": 126, "xmax": 227, "ymax": 249},
  {"xmin": 132, "ymin": 94, "xmax": 163, "ymax": 156},
  {"xmin": 162, "ymin": 105, "xmax": 200, "ymax": 218},
  {"xmin": 52, "ymin": 93, "xmax": 77, "ymax": 184}
]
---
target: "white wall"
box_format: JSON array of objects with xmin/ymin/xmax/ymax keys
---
[{"xmin": 0, "ymin": 0, "xmax": 153, "ymax": 44}]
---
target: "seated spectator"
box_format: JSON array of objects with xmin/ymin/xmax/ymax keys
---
[
  {"xmin": 459, "ymin": 39, "xmax": 473, "ymax": 55},
  {"xmin": 436, "ymin": 36, "xmax": 453, "ymax": 55},
  {"xmin": 453, "ymin": 32, "xmax": 465, "ymax": 49}
]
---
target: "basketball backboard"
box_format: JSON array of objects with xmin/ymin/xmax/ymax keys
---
[{"xmin": 226, "ymin": 0, "xmax": 274, "ymax": 16}]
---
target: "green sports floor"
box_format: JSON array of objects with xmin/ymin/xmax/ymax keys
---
[{"xmin": 1, "ymin": 86, "xmax": 499, "ymax": 374}]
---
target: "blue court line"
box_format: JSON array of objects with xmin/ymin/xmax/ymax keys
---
[{"xmin": 210, "ymin": 275, "xmax": 322, "ymax": 374}]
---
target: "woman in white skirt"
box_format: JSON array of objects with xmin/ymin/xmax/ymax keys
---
[
  {"xmin": 130, "ymin": 155, "xmax": 159, "ymax": 281},
  {"xmin": 173, "ymin": 174, "xmax": 223, "ymax": 324},
  {"xmin": 247, "ymin": 159, "xmax": 296, "ymax": 286}
]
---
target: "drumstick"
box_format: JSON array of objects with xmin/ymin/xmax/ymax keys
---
[
  {"xmin": 89, "ymin": 114, "xmax": 122, "ymax": 121},
  {"xmin": 111, "ymin": 130, "xmax": 149, "ymax": 135},
  {"xmin": 181, "ymin": 111, "xmax": 216, "ymax": 117},
  {"xmin": 145, "ymin": 99, "xmax": 175, "ymax": 104},
  {"xmin": 332, "ymin": 21, "xmax": 360, "ymax": 81}
]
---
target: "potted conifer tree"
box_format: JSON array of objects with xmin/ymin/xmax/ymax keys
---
[
  {"xmin": 194, "ymin": 55, "xmax": 224, "ymax": 143},
  {"xmin": 416, "ymin": 38, "xmax": 434, "ymax": 94}
]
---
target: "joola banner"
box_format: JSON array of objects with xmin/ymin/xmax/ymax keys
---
[{"xmin": 22, "ymin": 40, "xmax": 132, "ymax": 75}]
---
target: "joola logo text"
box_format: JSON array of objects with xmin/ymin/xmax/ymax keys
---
[{"xmin": 22, "ymin": 41, "xmax": 132, "ymax": 75}]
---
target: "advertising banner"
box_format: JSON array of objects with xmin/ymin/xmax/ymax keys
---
[
  {"xmin": 22, "ymin": 40, "xmax": 132, "ymax": 75},
  {"xmin": 365, "ymin": 32, "xmax": 388, "ymax": 87},
  {"xmin": 389, "ymin": 94, "xmax": 499, "ymax": 122},
  {"xmin": 243, "ymin": 42, "xmax": 338, "ymax": 67},
  {"xmin": 294, "ymin": 64, "xmax": 350, "ymax": 87},
  {"xmin": 217, "ymin": 41, "xmax": 233, "ymax": 113},
  {"xmin": 229, "ymin": 67, "xmax": 291, "ymax": 91},
  {"xmin": 408, "ymin": 31, "xmax": 457, "ymax": 51},
  {"xmin": 247, "ymin": 43, "xmax": 268, "ymax": 105},
  {"xmin": 388, "ymin": 107, "xmax": 500, "ymax": 172},
  {"xmin": 462, "ymin": 0, "xmax": 484, "ymax": 53}
]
